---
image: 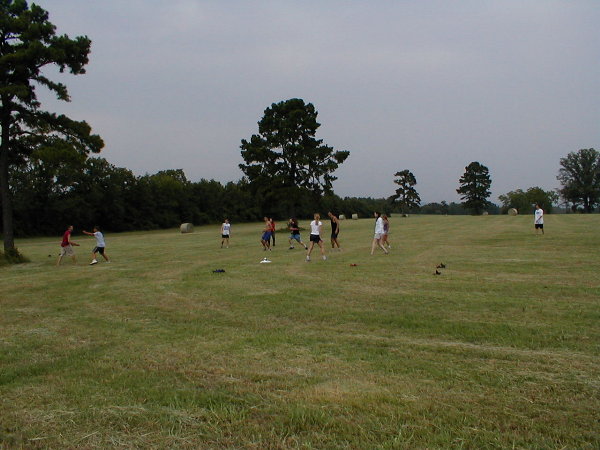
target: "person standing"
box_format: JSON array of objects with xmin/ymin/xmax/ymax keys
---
[
  {"xmin": 381, "ymin": 214, "xmax": 391, "ymax": 249},
  {"xmin": 534, "ymin": 204, "xmax": 544, "ymax": 234},
  {"xmin": 56, "ymin": 225, "xmax": 79, "ymax": 266},
  {"xmin": 269, "ymin": 218, "xmax": 276, "ymax": 247},
  {"xmin": 288, "ymin": 217, "xmax": 307, "ymax": 250},
  {"xmin": 82, "ymin": 226, "xmax": 110, "ymax": 265},
  {"xmin": 220, "ymin": 219, "xmax": 231, "ymax": 248},
  {"xmin": 371, "ymin": 212, "xmax": 389, "ymax": 255},
  {"xmin": 306, "ymin": 213, "xmax": 327, "ymax": 261},
  {"xmin": 261, "ymin": 217, "xmax": 272, "ymax": 251},
  {"xmin": 328, "ymin": 211, "xmax": 341, "ymax": 250}
]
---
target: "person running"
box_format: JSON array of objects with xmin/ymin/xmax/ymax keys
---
[
  {"xmin": 534, "ymin": 204, "xmax": 544, "ymax": 235},
  {"xmin": 261, "ymin": 217, "xmax": 272, "ymax": 251},
  {"xmin": 381, "ymin": 214, "xmax": 391, "ymax": 249},
  {"xmin": 288, "ymin": 217, "xmax": 307, "ymax": 250},
  {"xmin": 82, "ymin": 226, "xmax": 110, "ymax": 265},
  {"xmin": 306, "ymin": 213, "xmax": 327, "ymax": 261},
  {"xmin": 220, "ymin": 218, "xmax": 231, "ymax": 248},
  {"xmin": 371, "ymin": 212, "xmax": 389, "ymax": 255},
  {"xmin": 56, "ymin": 225, "xmax": 80, "ymax": 266},
  {"xmin": 328, "ymin": 211, "xmax": 341, "ymax": 250},
  {"xmin": 269, "ymin": 218, "xmax": 276, "ymax": 247}
]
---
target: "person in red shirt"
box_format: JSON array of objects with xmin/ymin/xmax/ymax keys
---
[
  {"xmin": 269, "ymin": 218, "xmax": 276, "ymax": 247},
  {"xmin": 56, "ymin": 225, "xmax": 80, "ymax": 266}
]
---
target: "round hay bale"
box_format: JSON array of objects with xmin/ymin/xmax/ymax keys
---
[
  {"xmin": 482, "ymin": 211, "xmax": 489, "ymax": 216},
  {"xmin": 180, "ymin": 223, "xmax": 194, "ymax": 233},
  {"xmin": 508, "ymin": 208, "xmax": 518, "ymax": 216},
  {"xmin": 339, "ymin": 214, "xmax": 346, "ymax": 220},
  {"xmin": 351, "ymin": 213, "xmax": 359, "ymax": 220}
]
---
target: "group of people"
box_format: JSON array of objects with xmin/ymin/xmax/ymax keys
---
[
  {"xmin": 300, "ymin": 211, "xmax": 391, "ymax": 261},
  {"xmin": 56, "ymin": 225, "xmax": 110, "ymax": 266},
  {"xmin": 57, "ymin": 206, "xmax": 545, "ymax": 267},
  {"xmin": 220, "ymin": 211, "xmax": 392, "ymax": 262}
]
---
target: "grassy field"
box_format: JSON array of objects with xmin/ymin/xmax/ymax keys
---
[{"xmin": 1, "ymin": 215, "xmax": 599, "ymax": 448}]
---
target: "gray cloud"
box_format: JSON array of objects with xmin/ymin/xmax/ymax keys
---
[{"xmin": 34, "ymin": 0, "xmax": 600, "ymax": 203}]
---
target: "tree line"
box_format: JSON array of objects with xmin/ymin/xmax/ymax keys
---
[
  {"xmin": 1, "ymin": 1, "xmax": 599, "ymax": 260},
  {"xmin": 8, "ymin": 156, "xmax": 394, "ymax": 237}
]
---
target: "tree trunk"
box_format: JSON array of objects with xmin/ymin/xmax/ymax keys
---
[{"xmin": 0, "ymin": 102, "xmax": 15, "ymax": 252}]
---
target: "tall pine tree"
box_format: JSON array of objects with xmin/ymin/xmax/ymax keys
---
[{"xmin": 0, "ymin": 0, "xmax": 103, "ymax": 255}]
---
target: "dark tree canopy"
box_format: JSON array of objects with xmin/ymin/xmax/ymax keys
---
[
  {"xmin": 557, "ymin": 148, "xmax": 600, "ymax": 213},
  {"xmin": 456, "ymin": 161, "xmax": 492, "ymax": 215},
  {"xmin": 389, "ymin": 169, "xmax": 421, "ymax": 213},
  {"xmin": 239, "ymin": 98, "xmax": 349, "ymax": 215},
  {"xmin": 498, "ymin": 187, "xmax": 558, "ymax": 215},
  {"xmin": 0, "ymin": 0, "xmax": 103, "ymax": 253}
]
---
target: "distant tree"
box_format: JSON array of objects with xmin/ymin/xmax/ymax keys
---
[
  {"xmin": 0, "ymin": 1, "xmax": 103, "ymax": 254},
  {"xmin": 10, "ymin": 139, "xmax": 87, "ymax": 236},
  {"xmin": 146, "ymin": 170, "xmax": 196, "ymax": 228},
  {"xmin": 389, "ymin": 170, "xmax": 421, "ymax": 213},
  {"xmin": 420, "ymin": 201, "xmax": 469, "ymax": 215},
  {"xmin": 557, "ymin": 148, "xmax": 600, "ymax": 213},
  {"xmin": 498, "ymin": 187, "xmax": 559, "ymax": 215},
  {"xmin": 456, "ymin": 162, "xmax": 492, "ymax": 215},
  {"xmin": 440, "ymin": 200, "xmax": 449, "ymax": 215},
  {"xmin": 239, "ymin": 98, "xmax": 349, "ymax": 216}
]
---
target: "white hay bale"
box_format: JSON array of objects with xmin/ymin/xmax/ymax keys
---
[
  {"xmin": 180, "ymin": 223, "xmax": 194, "ymax": 233},
  {"xmin": 339, "ymin": 214, "xmax": 346, "ymax": 220},
  {"xmin": 351, "ymin": 213, "xmax": 358, "ymax": 220},
  {"xmin": 508, "ymin": 208, "xmax": 518, "ymax": 216},
  {"xmin": 482, "ymin": 211, "xmax": 489, "ymax": 216}
]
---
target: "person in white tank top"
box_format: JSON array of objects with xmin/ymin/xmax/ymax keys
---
[
  {"xmin": 220, "ymin": 219, "xmax": 231, "ymax": 248},
  {"xmin": 306, "ymin": 213, "xmax": 327, "ymax": 262}
]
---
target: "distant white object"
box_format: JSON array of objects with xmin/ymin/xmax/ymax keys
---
[
  {"xmin": 180, "ymin": 223, "xmax": 194, "ymax": 233},
  {"xmin": 508, "ymin": 208, "xmax": 518, "ymax": 216},
  {"xmin": 339, "ymin": 214, "xmax": 346, "ymax": 220},
  {"xmin": 260, "ymin": 258, "xmax": 272, "ymax": 263},
  {"xmin": 352, "ymin": 213, "xmax": 358, "ymax": 220},
  {"xmin": 482, "ymin": 211, "xmax": 489, "ymax": 216},
  {"xmin": 402, "ymin": 214, "xmax": 409, "ymax": 218}
]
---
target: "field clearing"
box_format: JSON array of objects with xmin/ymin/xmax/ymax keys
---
[{"xmin": 1, "ymin": 215, "xmax": 599, "ymax": 448}]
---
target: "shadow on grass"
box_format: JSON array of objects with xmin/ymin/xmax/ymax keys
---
[{"xmin": 0, "ymin": 248, "xmax": 29, "ymax": 265}]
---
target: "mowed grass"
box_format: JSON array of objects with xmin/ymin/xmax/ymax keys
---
[{"xmin": 1, "ymin": 215, "xmax": 599, "ymax": 448}]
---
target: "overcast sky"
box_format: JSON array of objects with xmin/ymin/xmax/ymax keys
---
[{"xmin": 33, "ymin": 0, "xmax": 599, "ymax": 203}]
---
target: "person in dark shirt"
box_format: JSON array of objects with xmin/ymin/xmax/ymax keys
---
[
  {"xmin": 328, "ymin": 211, "xmax": 341, "ymax": 250},
  {"xmin": 288, "ymin": 217, "xmax": 307, "ymax": 250}
]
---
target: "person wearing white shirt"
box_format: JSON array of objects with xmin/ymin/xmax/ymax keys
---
[
  {"xmin": 82, "ymin": 226, "xmax": 110, "ymax": 265},
  {"xmin": 220, "ymin": 219, "xmax": 231, "ymax": 248},
  {"xmin": 306, "ymin": 213, "xmax": 327, "ymax": 261},
  {"xmin": 534, "ymin": 204, "xmax": 544, "ymax": 235},
  {"xmin": 371, "ymin": 212, "xmax": 389, "ymax": 255}
]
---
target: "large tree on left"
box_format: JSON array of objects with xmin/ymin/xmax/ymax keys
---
[{"xmin": 0, "ymin": 0, "xmax": 103, "ymax": 254}]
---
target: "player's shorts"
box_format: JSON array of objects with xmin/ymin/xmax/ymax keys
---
[
  {"xmin": 60, "ymin": 245, "xmax": 74, "ymax": 256},
  {"xmin": 373, "ymin": 233, "xmax": 383, "ymax": 240},
  {"xmin": 262, "ymin": 231, "xmax": 272, "ymax": 241},
  {"xmin": 221, "ymin": 234, "xmax": 229, "ymax": 239},
  {"xmin": 290, "ymin": 233, "xmax": 302, "ymax": 242},
  {"xmin": 309, "ymin": 234, "xmax": 322, "ymax": 243},
  {"xmin": 92, "ymin": 246, "xmax": 105, "ymax": 255},
  {"xmin": 535, "ymin": 224, "xmax": 544, "ymax": 229},
  {"xmin": 331, "ymin": 232, "xmax": 338, "ymax": 239}
]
